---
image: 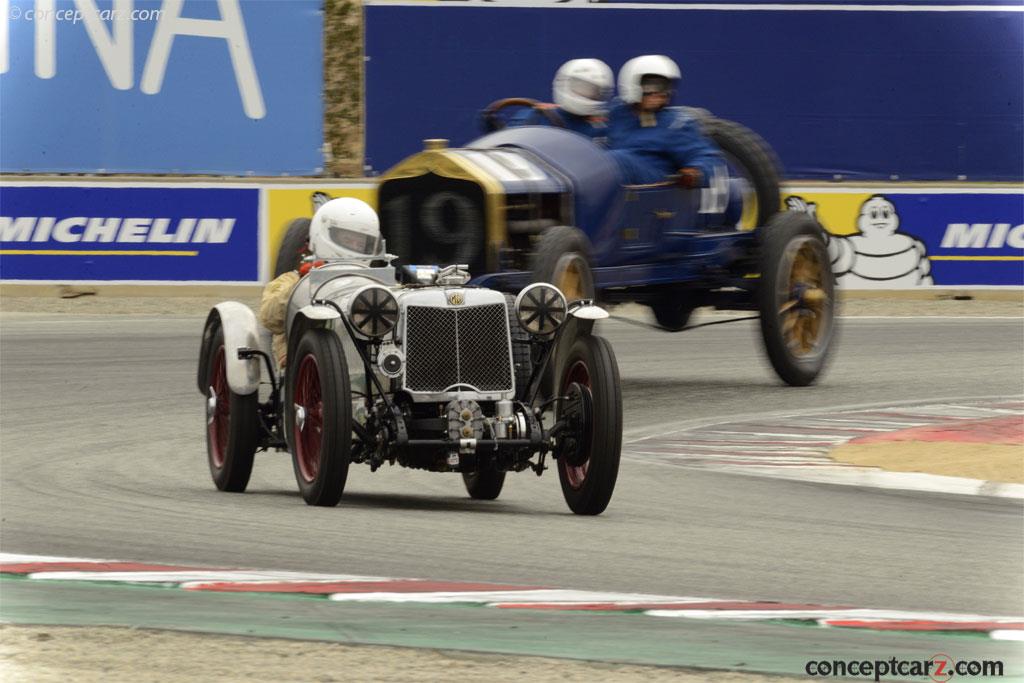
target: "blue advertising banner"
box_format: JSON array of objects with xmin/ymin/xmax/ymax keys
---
[
  {"xmin": 0, "ymin": 0, "xmax": 322, "ymax": 174},
  {"xmin": 364, "ymin": 2, "xmax": 1024, "ymax": 181},
  {"xmin": 0, "ymin": 185, "xmax": 259, "ymax": 282},
  {"xmin": 782, "ymin": 188, "xmax": 1024, "ymax": 288}
]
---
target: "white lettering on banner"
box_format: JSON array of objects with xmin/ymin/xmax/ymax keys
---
[
  {"xmin": 1, "ymin": 0, "xmax": 264, "ymax": 118},
  {"xmin": 193, "ymin": 218, "xmax": 235, "ymax": 243},
  {"xmin": 119, "ymin": 217, "xmax": 151, "ymax": 243},
  {"xmin": 83, "ymin": 217, "xmax": 121, "ymax": 242},
  {"xmin": 0, "ymin": 216, "xmax": 35, "ymax": 241},
  {"xmin": 34, "ymin": 0, "xmax": 56, "ymax": 79},
  {"xmin": 141, "ymin": 0, "xmax": 265, "ymax": 119},
  {"xmin": 33, "ymin": 217, "xmax": 55, "ymax": 242},
  {"xmin": 1009, "ymin": 225, "xmax": 1024, "ymax": 249},
  {"xmin": 0, "ymin": 0, "xmax": 9, "ymax": 73},
  {"xmin": 0, "ymin": 216, "xmax": 236, "ymax": 244},
  {"xmin": 942, "ymin": 223, "xmax": 1024, "ymax": 249},
  {"xmin": 54, "ymin": 217, "xmax": 87, "ymax": 242},
  {"xmin": 149, "ymin": 218, "xmax": 173, "ymax": 243},
  {"xmin": 75, "ymin": 0, "xmax": 134, "ymax": 90}
]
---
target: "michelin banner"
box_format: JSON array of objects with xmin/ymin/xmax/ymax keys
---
[
  {"xmin": 0, "ymin": 184, "xmax": 259, "ymax": 282},
  {"xmin": 783, "ymin": 187, "xmax": 1024, "ymax": 288}
]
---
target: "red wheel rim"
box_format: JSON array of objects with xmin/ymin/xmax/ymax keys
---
[
  {"xmin": 560, "ymin": 359, "xmax": 592, "ymax": 490},
  {"xmin": 208, "ymin": 345, "xmax": 229, "ymax": 469},
  {"xmin": 293, "ymin": 353, "xmax": 324, "ymax": 483}
]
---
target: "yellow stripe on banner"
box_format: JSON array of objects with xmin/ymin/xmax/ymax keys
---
[
  {"xmin": 930, "ymin": 256, "xmax": 1024, "ymax": 261},
  {"xmin": 0, "ymin": 250, "xmax": 199, "ymax": 256}
]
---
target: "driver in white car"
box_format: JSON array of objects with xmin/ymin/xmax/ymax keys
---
[{"xmin": 259, "ymin": 197, "xmax": 383, "ymax": 368}]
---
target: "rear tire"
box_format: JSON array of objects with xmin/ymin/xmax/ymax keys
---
[
  {"xmin": 288, "ymin": 328, "xmax": 352, "ymax": 506},
  {"xmin": 557, "ymin": 335, "xmax": 622, "ymax": 516},
  {"xmin": 204, "ymin": 326, "xmax": 258, "ymax": 493},
  {"xmin": 649, "ymin": 297, "xmax": 695, "ymax": 332},
  {"xmin": 274, "ymin": 218, "xmax": 311, "ymax": 277}
]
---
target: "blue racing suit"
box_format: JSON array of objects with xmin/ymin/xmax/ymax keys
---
[
  {"xmin": 507, "ymin": 106, "xmax": 607, "ymax": 142},
  {"xmin": 606, "ymin": 102, "xmax": 722, "ymax": 186}
]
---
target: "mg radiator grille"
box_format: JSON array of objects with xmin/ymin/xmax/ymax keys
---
[{"xmin": 405, "ymin": 304, "xmax": 513, "ymax": 393}]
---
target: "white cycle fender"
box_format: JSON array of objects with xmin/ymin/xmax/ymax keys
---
[{"xmin": 211, "ymin": 302, "xmax": 262, "ymax": 396}]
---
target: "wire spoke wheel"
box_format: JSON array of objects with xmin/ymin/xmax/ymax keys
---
[
  {"xmin": 556, "ymin": 335, "xmax": 622, "ymax": 515},
  {"xmin": 202, "ymin": 324, "xmax": 258, "ymax": 493},
  {"xmin": 554, "ymin": 254, "xmax": 589, "ymax": 303},
  {"xmin": 778, "ymin": 238, "xmax": 829, "ymax": 357},
  {"xmin": 286, "ymin": 327, "xmax": 351, "ymax": 506},
  {"xmin": 207, "ymin": 345, "xmax": 230, "ymax": 469},
  {"xmin": 758, "ymin": 212, "xmax": 837, "ymax": 386},
  {"xmin": 293, "ymin": 353, "xmax": 323, "ymax": 483}
]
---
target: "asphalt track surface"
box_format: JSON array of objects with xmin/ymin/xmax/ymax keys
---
[{"xmin": 1, "ymin": 312, "xmax": 1022, "ymax": 672}]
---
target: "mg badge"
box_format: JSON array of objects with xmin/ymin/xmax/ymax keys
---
[{"xmin": 448, "ymin": 292, "xmax": 465, "ymax": 306}]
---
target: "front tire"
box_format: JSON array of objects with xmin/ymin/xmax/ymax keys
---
[
  {"xmin": 757, "ymin": 212, "xmax": 837, "ymax": 386},
  {"xmin": 204, "ymin": 326, "xmax": 258, "ymax": 493},
  {"xmin": 530, "ymin": 226, "xmax": 595, "ymax": 303},
  {"xmin": 288, "ymin": 328, "xmax": 352, "ymax": 506},
  {"xmin": 556, "ymin": 335, "xmax": 622, "ymax": 516}
]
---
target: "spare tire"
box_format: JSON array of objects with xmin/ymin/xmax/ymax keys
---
[
  {"xmin": 702, "ymin": 117, "xmax": 782, "ymax": 229},
  {"xmin": 274, "ymin": 218, "xmax": 311, "ymax": 277}
]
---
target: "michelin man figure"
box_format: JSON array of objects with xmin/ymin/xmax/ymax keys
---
[{"xmin": 786, "ymin": 194, "xmax": 933, "ymax": 288}]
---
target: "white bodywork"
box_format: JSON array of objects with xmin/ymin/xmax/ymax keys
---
[{"xmin": 211, "ymin": 301, "xmax": 268, "ymax": 396}]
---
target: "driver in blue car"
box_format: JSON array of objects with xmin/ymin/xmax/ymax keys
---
[
  {"xmin": 607, "ymin": 55, "xmax": 723, "ymax": 187},
  {"xmin": 507, "ymin": 58, "xmax": 614, "ymax": 140}
]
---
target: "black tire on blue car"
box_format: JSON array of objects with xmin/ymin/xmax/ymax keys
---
[
  {"xmin": 650, "ymin": 296, "xmax": 695, "ymax": 332},
  {"xmin": 462, "ymin": 469, "xmax": 506, "ymax": 500},
  {"xmin": 557, "ymin": 334, "xmax": 622, "ymax": 516},
  {"xmin": 204, "ymin": 325, "xmax": 259, "ymax": 493},
  {"xmin": 530, "ymin": 226, "xmax": 596, "ymax": 303},
  {"xmin": 757, "ymin": 212, "xmax": 837, "ymax": 387},
  {"xmin": 274, "ymin": 217, "xmax": 311, "ymax": 278},
  {"xmin": 288, "ymin": 328, "xmax": 352, "ymax": 506},
  {"xmin": 703, "ymin": 117, "xmax": 781, "ymax": 229}
]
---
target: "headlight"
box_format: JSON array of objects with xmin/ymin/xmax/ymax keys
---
[
  {"xmin": 349, "ymin": 285, "xmax": 399, "ymax": 338},
  {"xmin": 515, "ymin": 283, "xmax": 567, "ymax": 336}
]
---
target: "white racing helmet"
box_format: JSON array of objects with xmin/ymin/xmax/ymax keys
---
[
  {"xmin": 309, "ymin": 197, "xmax": 383, "ymax": 261},
  {"xmin": 552, "ymin": 58, "xmax": 614, "ymax": 116},
  {"xmin": 617, "ymin": 54, "xmax": 682, "ymax": 104}
]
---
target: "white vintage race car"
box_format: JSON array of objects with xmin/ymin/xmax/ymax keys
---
[{"xmin": 197, "ymin": 262, "xmax": 623, "ymax": 515}]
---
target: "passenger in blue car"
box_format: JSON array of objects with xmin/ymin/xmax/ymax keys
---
[
  {"xmin": 607, "ymin": 55, "xmax": 723, "ymax": 187},
  {"xmin": 508, "ymin": 58, "xmax": 613, "ymax": 141}
]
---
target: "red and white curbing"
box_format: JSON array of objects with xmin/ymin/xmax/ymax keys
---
[
  {"xmin": 3, "ymin": 553, "xmax": 1021, "ymax": 641},
  {"xmin": 625, "ymin": 398, "xmax": 1024, "ymax": 499}
]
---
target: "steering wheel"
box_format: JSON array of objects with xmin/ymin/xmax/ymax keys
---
[{"xmin": 481, "ymin": 98, "xmax": 567, "ymax": 132}]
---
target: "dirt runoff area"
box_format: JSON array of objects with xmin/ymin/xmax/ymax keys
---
[
  {"xmin": 0, "ymin": 625, "xmax": 806, "ymax": 683},
  {"xmin": 831, "ymin": 415, "xmax": 1024, "ymax": 484},
  {"xmin": 0, "ymin": 285, "xmax": 1021, "ymax": 317}
]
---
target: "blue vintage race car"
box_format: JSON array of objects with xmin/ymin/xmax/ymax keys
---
[
  {"xmin": 276, "ymin": 107, "xmax": 836, "ymax": 386},
  {"xmin": 375, "ymin": 105, "xmax": 835, "ymax": 386}
]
